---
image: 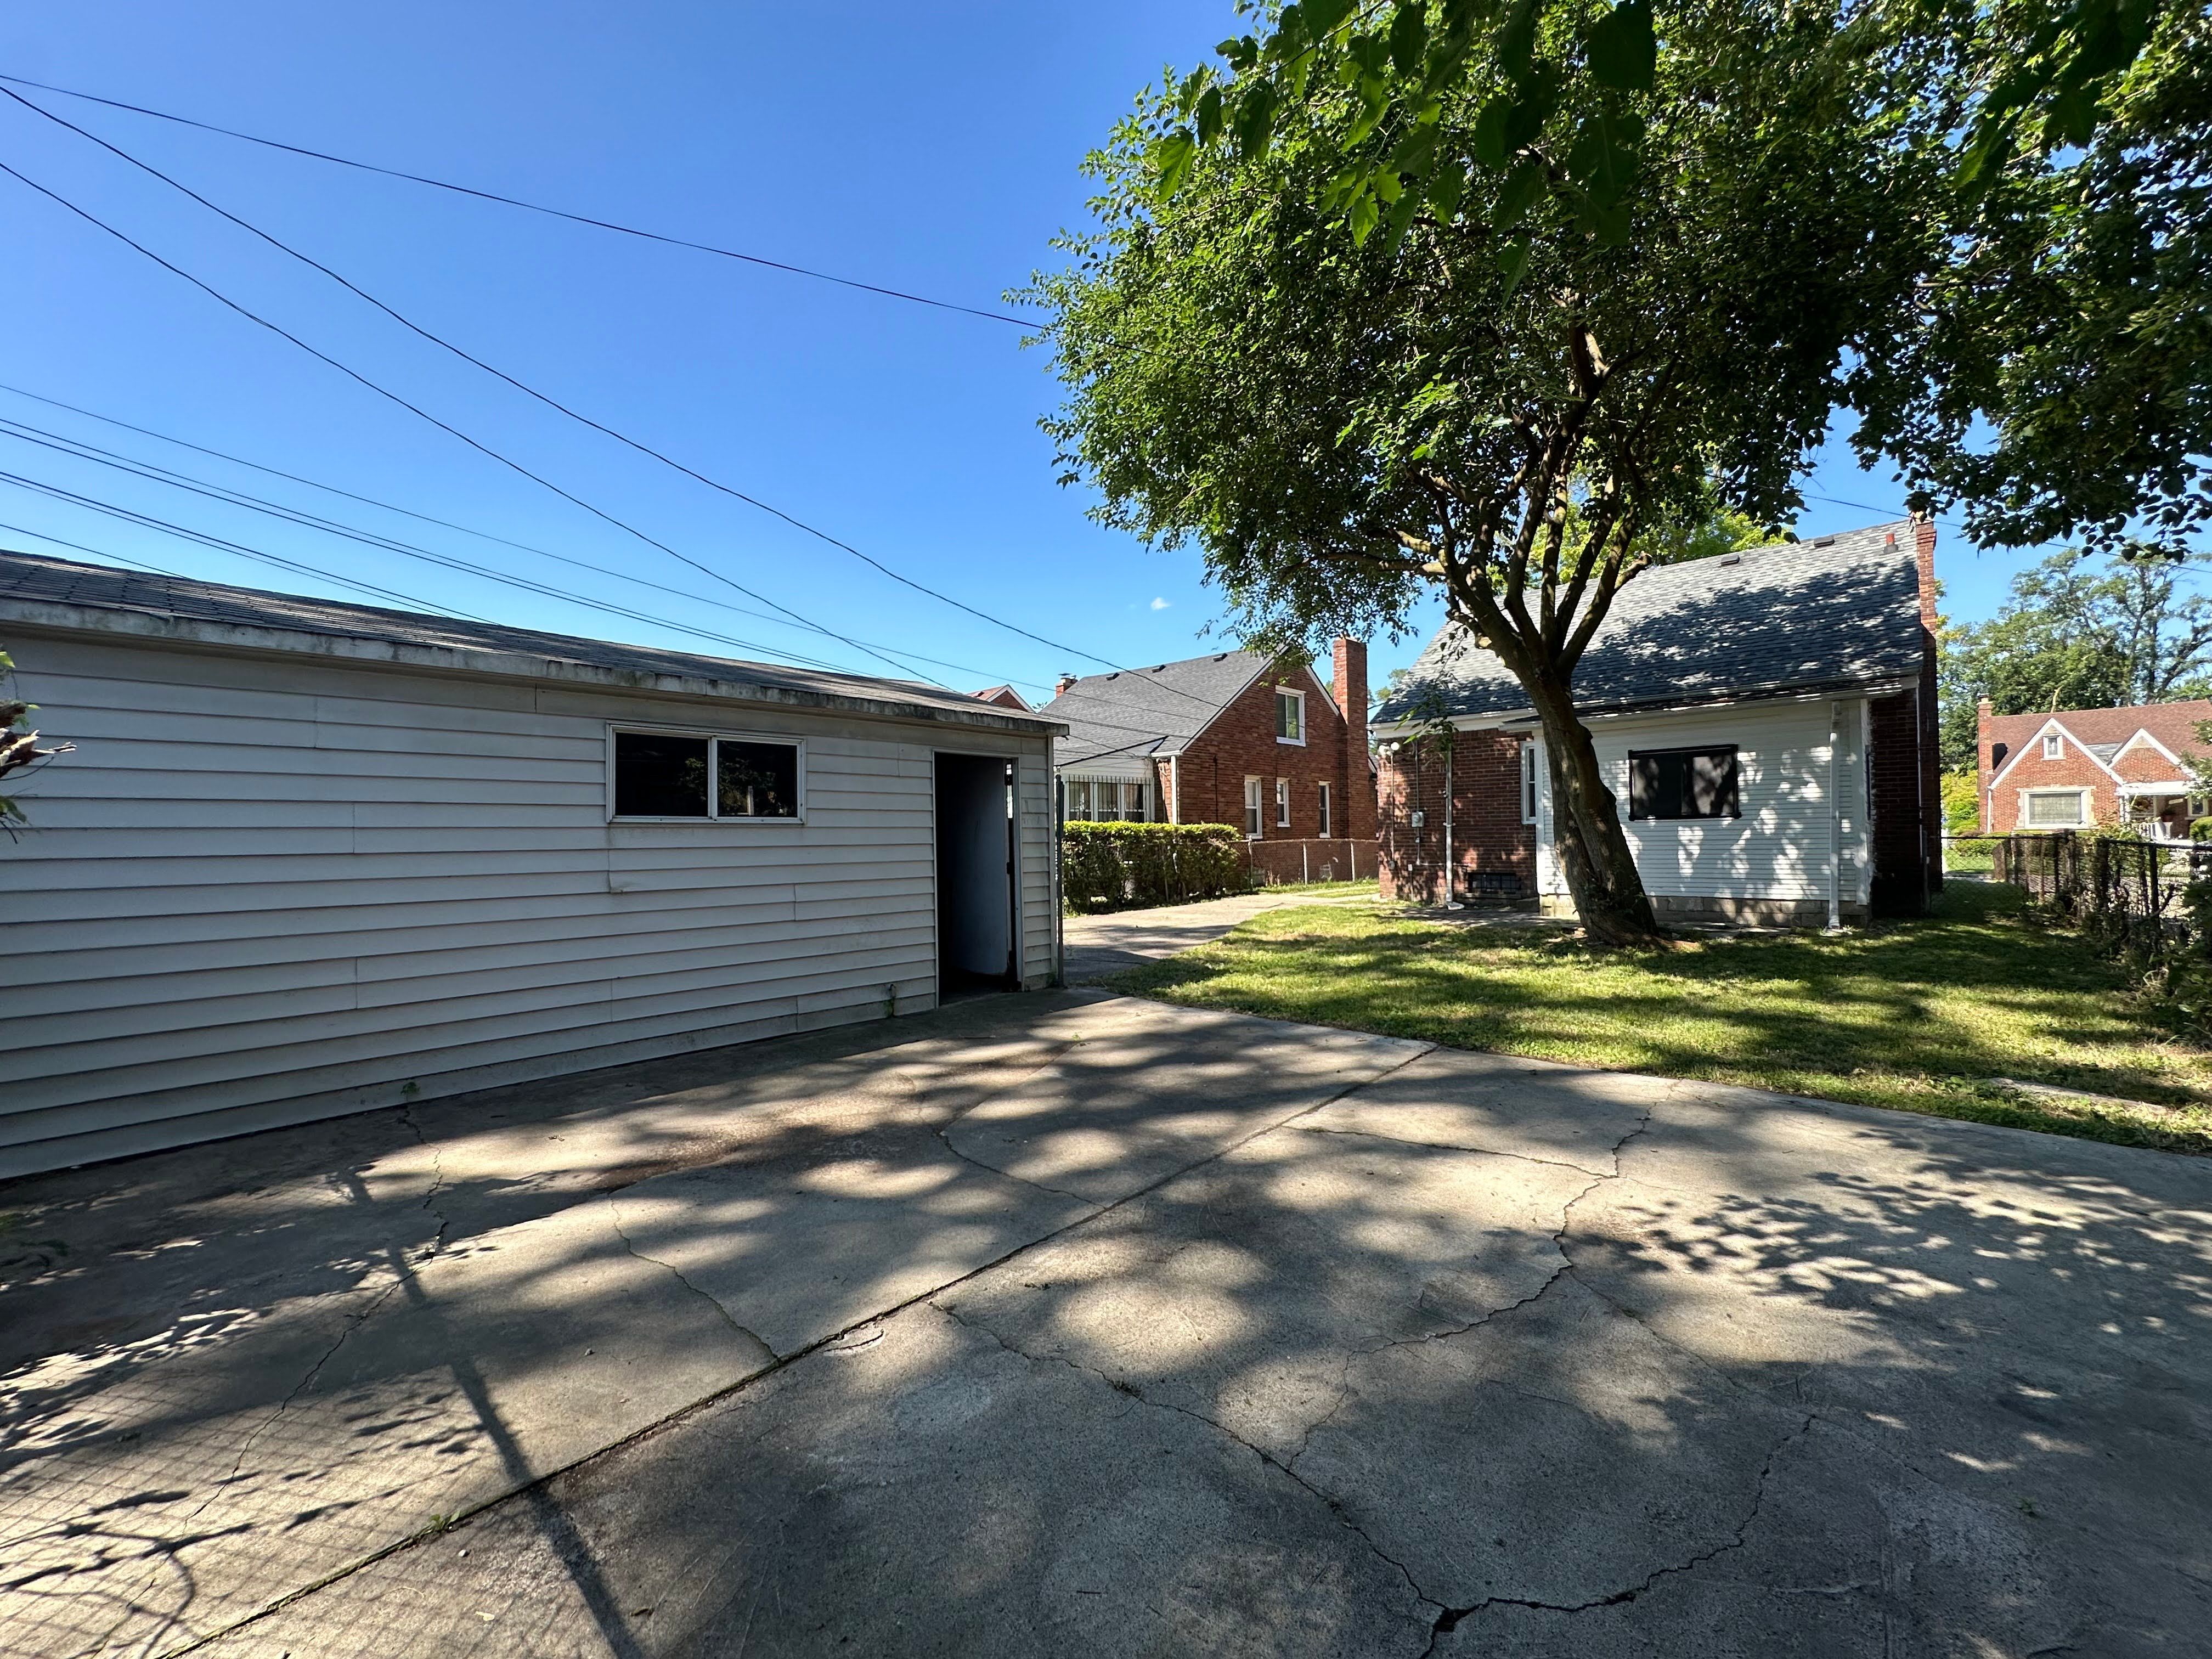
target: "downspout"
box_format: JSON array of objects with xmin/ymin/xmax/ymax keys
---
[
  {"xmin": 1827, "ymin": 700, "xmax": 1844, "ymax": 932},
  {"xmin": 1170, "ymin": 753, "xmax": 1181, "ymax": 824},
  {"xmin": 1051, "ymin": 771, "xmax": 1065, "ymax": 986}
]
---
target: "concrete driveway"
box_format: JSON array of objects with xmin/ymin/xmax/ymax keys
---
[
  {"xmin": 2, "ymin": 990, "xmax": 2207, "ymax": 1657},
  {"xmin": 1061, "ymin": 889, "xmax": 1379, "ymax": 981}
]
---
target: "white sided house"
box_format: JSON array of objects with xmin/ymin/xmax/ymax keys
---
[
  {"xmin": 1370, "ymin": 520, "xmax": 1943, "ymax": 926},
  {"xmin": 0, "ymin": 552, "xmax": 1064, "ymax": 1178}
]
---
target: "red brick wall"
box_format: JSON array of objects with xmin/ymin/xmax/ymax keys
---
[
  {"xmin": 1376, "ymin": 730, "xmax": 1534, "ymax": 904},
  {"xmin": 1869, "ymin": 690, "xmax": 1937, "ymax": 913},
  {"xmin": 1982, "ymin": 737, "xmax": 2117, "ymax": 832},
  {"xmin": 1164, "ymin": 657, "xmax": 1377, "ymax": 842}
]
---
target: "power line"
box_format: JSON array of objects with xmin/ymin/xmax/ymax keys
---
[
  {"xmin": 0, "ymin": 406, "xmax": 1055, "ymax": 690},
  {"xmin": 0, "ymin": 70, "xmax": 1042, "ymax": 329},
  {"xmin": 0, "ymin": 474, "xmax": 492, "ymax": 618},
  {"xmin": 0, "ymin": 86, "xmax": 1192, "ymax": 701},
  {"xmin": 0, "ymin": 153, "xmax": 949, "ymax": 687}
]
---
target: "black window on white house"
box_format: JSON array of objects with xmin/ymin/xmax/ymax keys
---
[
  {"xmin": 1627, "ymin": 746, "xmax": 1741, "ymax": 821},
  {"xmin": 613, "ymin": 729, "xmax": 799, "ymax": 820}
]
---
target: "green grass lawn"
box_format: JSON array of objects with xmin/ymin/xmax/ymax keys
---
[
  {"xmin": 1248, "ymin": 877, "xmax": 1382, "ymax": 898},
  {"xmin": 1109, "ymin": 882, "xmax": 2212, "ymax": 1155}
]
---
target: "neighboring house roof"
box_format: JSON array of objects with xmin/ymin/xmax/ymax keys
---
[
  {"xmin": 0, "ymin": 550, "xmax": 1064, "ymax": 734},
  {"xmin": 970, "ymin": 684, "xmax": 1034, "ymax": 712},
  {"xmin": 1374, "ymin": 520, "xmax": 1925, "ymax": 728},
  {"xmin": 1043, "ymin": 650, "xmax": 1280, "ymax": 767},
  {"xmin": 1983, "ymin": 699, "xmax": 2212, "ymax": 768}
]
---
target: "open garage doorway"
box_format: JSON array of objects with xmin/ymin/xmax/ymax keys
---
[{"xmin": 936, "ymin": 753, "xmax": 1017, "ymax": 998}]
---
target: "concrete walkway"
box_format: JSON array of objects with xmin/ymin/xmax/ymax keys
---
[
  {"xmin": 2, "ymin": 991, "xmax": 2208, "ymax": 1657},
  {"xmin": 1061, "ymin": 887, "xmax": 1379, "ymax": 982}
]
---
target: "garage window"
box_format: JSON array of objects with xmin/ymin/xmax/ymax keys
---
[
  {"xmin": 613, "ymin": 729, "xmax": 800, "ymax": 820},
  {"xmin": 1628, "ymin": 746, "xmax": 1741, "ymax": 821}
]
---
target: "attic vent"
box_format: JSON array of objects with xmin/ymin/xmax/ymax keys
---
[
  {"xmin": 1105, "ymin": 672, "xmax": 1120, "ymax": 679},
  {"xmin": 1718, "ymin": 554, "xmax": 1741, "ymax": 566},
  {"xmin": 1153, "ymin": 664, "xmax": 1167, "ymax": 672},
  {"xmin": 1813, "ymin": 535, "xmax": 1837, "ymax": 548},
  {"xmin": 1213, "ymin": 653, "xmax": 1229, "ymax": 661}
]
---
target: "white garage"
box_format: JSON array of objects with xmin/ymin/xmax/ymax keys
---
[{"xmin": 0, "ymin": 550, "xmax": 1063, "ymax": 1177}]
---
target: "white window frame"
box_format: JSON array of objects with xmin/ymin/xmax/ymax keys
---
[
  {"xmin": 1244, "ymin": 775, "xmax": 1263, "ymax": 839},
  {"xmin": 2020, "ymin": 787, "xmax": 2090, "ymax": 828},
  {"xmin": 1317, "ymin": 781, "xmax": 1332, "ymax": 839},
  {"xmin": 1520, "ymin": 741, "xmax": 1539, "ymax": 825},
  {"xmin": 1276, "ymin": 687, "xmax": 1307, "ymax": 746},
  {"xmin": 606, "ymin": 723, "xmax": 807, "ymax": 823},
  {"xmin": 1274, "ymin": 777, "xmax": 1291, "ymax": 828},
  {"xmin": 2041, "ymin": 732, "xmax": 2063, "ymax": 760}
]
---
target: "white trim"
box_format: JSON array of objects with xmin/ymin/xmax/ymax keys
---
[
  {"xmin": 2112, "ymin": 726, "xmax": 2190, "ymax": 771},
  {"xmin": 605, "ymin": 721, "xmax": 807, "ymax": 823},
  {"xmin": 1317, "ymin": 780, "xmax": 1332, "ymax": 839},
  {"xmin": 1275, "ymin": 686, "xmax": 1308, "ymax": 745},
  {"xmin": 1274, "ymin": 776, "xmax": 1291, "ymax": 828},
  {"xmin": 1987, "ymin": 716, "xmax": 2125, "ymax": 789},
  {"xmin": 2040, "ymin": 732, "xmax": 2063, "ymax": 761},
  {"xmin": 1243, "ymin": 774, "xmax": 1263, "ymax": 839},
  {"xmin": 1519, "ymin": 740, "xmax": 1539, "ymax": 825},
  {"xmin": 1368, "ymin": 679, "xmax": 1921, "ymax": 740}
]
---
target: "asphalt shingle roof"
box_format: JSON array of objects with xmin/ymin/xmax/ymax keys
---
[
  {"xmin": 1375, "ymin": 520, "xmax": 1926, "ymax": 725},
  {"xmin": 0, "ymin": 550, "xmax": 1059, "ymax": 730},
  {"xmin": 1984, "ymin": 699, "xmax": 2212, "ymax": 765},
  {"xmin": 1042, "ymin": 650, "xmax": 1276, "ymax": 766}
]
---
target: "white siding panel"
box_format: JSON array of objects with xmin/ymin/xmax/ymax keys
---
[
  {"xmin": 0, "ymin": 633, "xmax": 1053, "ymax": 1173},
  {"xmin": 1533, "ymin": 698, "xmax": 1871, "ymax": 905}
]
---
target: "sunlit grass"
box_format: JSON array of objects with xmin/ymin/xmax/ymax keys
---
[{"xmin": 1110, "ymin": 882, "xmax": 2212, "ymax": 1155}]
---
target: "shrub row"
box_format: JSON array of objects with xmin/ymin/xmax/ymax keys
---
[{"xmin": 1062, "ymin": 821, "xmax": 1250, "ymax": 911}]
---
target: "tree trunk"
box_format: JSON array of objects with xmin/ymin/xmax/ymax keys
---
[{"xmin": 1526, "ymin": 674, "xmax": 1664, "ymax": 946}]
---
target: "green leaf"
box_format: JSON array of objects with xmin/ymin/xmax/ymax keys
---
[
  {"xmin": 1383, "ymin": 187, "xmax": 1424, "ymax": 255},
  {"xmin": 1347, "ymin": 31, "xmax": 1392, "ymax": 75},
  {"xmin": 1584, "ymin": 0, "xmax": 1656, "ymax": 94},
  {"xmin": 1496, "ymin": 0, "xmax": 1539, "ymax": 82},
  {"xmin": 1321, "ymin": 164, "xmax": 1363, "ymax": 211},
  {"xmin": 1305, "ymin": 0, "xmax": 1355, "ymax": 33},
  {"xmin": 1390, "ymin": 122, "xmax": 1439, "ymax": 174},
  {"xmin": 1347, "ymin": 73, "xmax": 1392, "ymax": 144},
  {"xmin": 1152, "ymin": 131, "xmax": 1197, "ymax": 202},
  {"xmin": 1502, "ymin": 61, "xmax": 1561, "ymax": 151},
  {"xmin": 1498, "ymin": 235, "xmax": 1531, "ymax": 294},
  {"xmin": 1389, "ymin": 2, "xmax": 1430, "ymax": 75},
  {"xmin": 1567, "ymin": 111, "xmax": 1640, "ymax": 207},
  {"xmin": 1374, "ymin": 167, "xmax": 1404, "ymax": 204},
  {"xmin": 1494, "ymin": 157, "xmax": 1548, "ymax": 227},
  {"xmin": 1472, "ymin": 99, "xmax": 1512, "ymax": 167},
  {"xmin": 1195, "ymin": 85, "xmax": 1224, "ymax": 145},
  {"xmin": 2044, "ymin": 81, "xmax": 2103, "ymax": 150},
  {"xmin": 1272, "ymin": 4, "xmax": 1307, "ymax": 57},
  {"xmin": 1233, "ymin": 81, "xmax": 1279, "ymax": 160},
  {"xmin": 1575, "ymin": 198, "xmax": 1631, "ymax": 244},
  {"xmin": 1427, "ymin": 159, "xmax": 1468, "ymax": 218},
  {"xmin": 1348, "ymin": 188, "xmax": 1381, "ymax": 245}
]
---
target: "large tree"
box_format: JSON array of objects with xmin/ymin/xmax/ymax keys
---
[
  {"xmin": 1034, "ymin": 0, "xmax": 1944, "ymax": 943},
  {"xmin": 1939, "ymin": 548, "xmax": 2212, "ymax": 763}
]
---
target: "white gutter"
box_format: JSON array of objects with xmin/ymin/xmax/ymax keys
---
[{"xmin": 1827, "ymin": 699, "xmax": 1844, "ymax": 932}]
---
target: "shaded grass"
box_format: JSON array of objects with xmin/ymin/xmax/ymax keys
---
[
  {"xmin": 1109, "ymin": 882, "xmax": 2212, "ymax": 1155},
  {"xmin": 1245, "ymin": 878, "xmax": 1381, "ymax": 898}
]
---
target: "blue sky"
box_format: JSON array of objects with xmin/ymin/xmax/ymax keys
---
[{"xmin": 3, "ymin": 2, "xmax": 2052, "ymax": 702}]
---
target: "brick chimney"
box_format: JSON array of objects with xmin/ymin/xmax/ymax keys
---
[
  {"xmin": 1054, "ymin": 673, "xmax": 1077, "ymax": 696},
  {"xmin": 1332, "ymin": 637, "xmax": 1374, "ymax": 839},
  {"xmin": 1911, "ymin": 511, "xmax": 1942, "ymax": 889}
]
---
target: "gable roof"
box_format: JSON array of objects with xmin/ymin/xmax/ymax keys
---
[
  {"xmin": 1374, "ymin": 520, "xmax": 1925, "ymax": 728},
  {"xmin": 0, "ymin": 550, "xmax": 1063, "ymax": 735},
  {"xmin": 1043, "ymin": 649, "xmax": 1286, "ymax": 766},
  {"xmin": 1983, "ymin": 700, "xmax": 2212, "ymax": 768},
  {"xmin": 970, "ymin": 684, "xmax": 1034, "ymax": 712}
]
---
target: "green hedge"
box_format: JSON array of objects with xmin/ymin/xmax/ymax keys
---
[{"xmin": 1063, "ymin": 821, "xmax": 1250, "ymax": 911}]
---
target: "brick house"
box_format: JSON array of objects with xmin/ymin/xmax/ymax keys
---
[
  {"xmin": 969, "ymin": 684, "xmax": 1034, "ymax": 712},
  {"xmin": 1044, "ymin": 641, "xmax": 1378, "ymax": 880},
  {"xmin": 1370, "ymin": 518, "xmax": 1942, "ymax": 925},
  {"xmin": 1977, "ymin": 699, "xmax": 2211, "ymax": 837}
]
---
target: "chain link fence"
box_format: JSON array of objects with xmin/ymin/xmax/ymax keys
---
[{"xmin": 1980, "ymin": 832, "xmax": 2211, "ymax": 958}]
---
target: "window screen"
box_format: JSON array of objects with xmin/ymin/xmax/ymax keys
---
[
  {"xmin": 1277, "ymin": 691, "xmax": 1304, "ymax": 741},
  {"xmin": 614, "ymin": 731, "xmax": 709, "ymax": 817},
  {"xmin": 718, "ymin": 740, "xmax": 798, "ymax": 818},
  {"xmin": 2024, "ymin": 791, "xmax": 2085, "ymax": 827},
  {"xmin": 1627, "ymin": 746, "xmax": 1741, "ymax": 821}
]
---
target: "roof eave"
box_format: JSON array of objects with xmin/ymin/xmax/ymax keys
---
[
  {"xmin": 1370, "ymin": 674, "xmax": 1918, "ymax": 738},
  {"xmin": 0, "ymin": 597, "xmax": 1070, "ymax": 738}
]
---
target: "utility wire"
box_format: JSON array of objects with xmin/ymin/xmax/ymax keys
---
[
  {"xmin": 0, "ymin": 442, "xmax": 874, "ymax": 674},
  {"xmin": 0, "ymin": 151, "xmax": 947, "ymax": 687},
  {"xmin": 0, "ymin": 521, "xmax": 193, "ymax": 580},
  {"xmin": 0, "ymin": 70, "xmax": 1041, "ymax": 329},
  {"xmin": 0, "ymin": 474, "xmax": 492, "ymax": 618},
  {"xmin": 0, "ymin": 407, "xmax": 1054, "ymax": 690},
  {"xmin": 1, "ymin": 88, "xmax": 1219, "ymax": 706}
]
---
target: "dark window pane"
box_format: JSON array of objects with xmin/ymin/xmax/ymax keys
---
[
  {"xmin": 616, "ymin": 732, "xmax": 709, "ymax": 817},
  {"xmin": 1628, "ymin": 747, "xmax": 1739, "ymax": 820},
  {"xmin": 718, "ymin": 740, "xmax": 799, "ymax": 818}
]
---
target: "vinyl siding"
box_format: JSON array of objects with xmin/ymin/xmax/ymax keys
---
[
  {"xmin": 0, "ymin": 633, "xmax": 1054, "ymax": 1175},
  {"xmin": 1534, "ymin": 698, "xmax": 1871, "ymax": 905}
]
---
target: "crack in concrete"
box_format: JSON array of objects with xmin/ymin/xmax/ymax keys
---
[
  {"xmin": 1295, "ymin": 1122, "xmax": 1620, "ymax": 1179},
  {"xmin": 601, "ymin": 1194, "xmax": 779, "ymax": 1361},
  {"xmin": 1419, "ymin": 1414, "xmax": 1818, "ymax": 1654},
  {"xmin": 917, "ymin": 1042, "xmax": 1116, "ymax": 1205},
  {"xmin": 397, "ymin": 1105, "xmax": 452, "ymax": 1259},
  {"xmin": 929, "ymin": 1301, "xmax": 1443, "ymax": 1622}
]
